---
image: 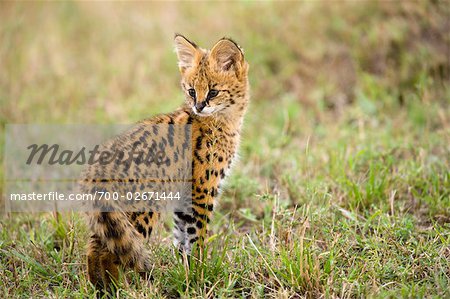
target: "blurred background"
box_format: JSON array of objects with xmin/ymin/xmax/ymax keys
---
[
  {"xmin": 1, "ymin": 1, "xmax": 448, "ymax": 213},
  {"xmin": 0, "ymin": 1, "xmax": 449, "ymax": 297},
  {"xmin": 1, "ymin": 1, "xmax": 448, "ymax": 123}
]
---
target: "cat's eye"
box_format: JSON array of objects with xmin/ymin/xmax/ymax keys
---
[
  {"xmin": 188, "ymin": 88, "xmax": 196, "ymax": 98},
  {"xmin": 207, "ymin": 89, "xmax": 219, "ymax": 99}
]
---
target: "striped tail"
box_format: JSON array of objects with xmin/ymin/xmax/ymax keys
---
[{"xmin": 87, "ymin": 211, "xmax": 151, "ymax": 271}]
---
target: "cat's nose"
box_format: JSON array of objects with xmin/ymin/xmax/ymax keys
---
[{"xmin": 195, "ymin": 101, "xmax": 207, "ymax": 112}]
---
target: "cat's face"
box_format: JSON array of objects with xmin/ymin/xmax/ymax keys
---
[{"xmin": 174, "ymin": 34, "xmax": 249, "ymax": 117}]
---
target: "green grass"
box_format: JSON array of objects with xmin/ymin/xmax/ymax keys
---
[{"xmin": 1, "ymin": 1, "xmax": 449, "ymax": 298}]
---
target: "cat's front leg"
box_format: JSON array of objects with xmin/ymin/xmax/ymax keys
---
[
  {"xmin": 173, "ymin": 211, "xmax": 188, "ymax": 253},
  {"xmin": 173, "ymin": 193, "xmax": 214, "ymax": 256}
]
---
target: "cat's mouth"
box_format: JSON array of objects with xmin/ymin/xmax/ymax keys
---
[
  {"xmin": 192, "ymin": 104, "xmax": 226, "ymax": 117},
  {"xmin": 192, "ymin": 106, "xmax": 215, "ymax": 116}
]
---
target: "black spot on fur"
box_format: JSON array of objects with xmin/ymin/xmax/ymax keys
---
[
  {"xmin": 176, "ymin": 212, "xmax": 196, "ymax": 224},
  {"xmin": 196, "ymin": 136, "xmax": 202, "ymax": 150},
  {"xmin": 168, "ymin": 125, "xmax": 174, "ymax": 146},
  {"xmin": 136, "ymin": 223, "xmax": 147, "ymax": 238}
]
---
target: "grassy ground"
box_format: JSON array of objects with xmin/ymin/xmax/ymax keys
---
[{"xmin": 1, "ymin": 1, "xmax": 449, "ymax": 298}]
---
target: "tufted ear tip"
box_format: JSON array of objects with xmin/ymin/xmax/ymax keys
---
[
  {"xmin": 219, "ymin": 37, "xmax": 244, "ymax": 55},
  {"xmin": 174, "ymin": 33, "xmax": 196, "ymax": 45},
  {"xmin": 174, "ymin": 34, "xmax": 198, "ymax": 72},
  {"xmin": 209, "ymin": 38, "xmax": 244, "ymax": 72}
]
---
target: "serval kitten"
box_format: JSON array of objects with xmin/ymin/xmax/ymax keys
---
[{"xmin": 81, "ymin": 34, "xmax": 250, "ymax": 290}]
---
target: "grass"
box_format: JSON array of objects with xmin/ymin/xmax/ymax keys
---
[{"xmin": 1, "ymin": 1, "xmax": 449, "ymax": 298}]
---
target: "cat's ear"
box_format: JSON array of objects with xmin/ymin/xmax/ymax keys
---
[
  {"xmin": 209, "ymin": 38, "xmax": 244, "ymax": 73},
  {"xmin": 174, "ymin": 34, "xmax": 198, "ymax": 72}
]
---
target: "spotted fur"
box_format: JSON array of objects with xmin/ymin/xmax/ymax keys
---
[{"xmin": 82, "ymin": 34, "xmax": 250, "ymax": 290}]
